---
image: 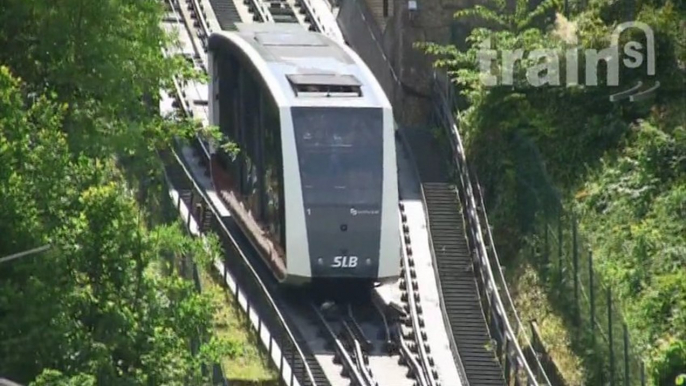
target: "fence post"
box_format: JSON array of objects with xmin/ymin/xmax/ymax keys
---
[
  {"xmin": 608, "ymin": 288, "xmax": 615, "ymax": 386},
  {"xmin": 224, "ymin": 250, "xmax": 228, "ymax": 282},
  {"xmin": 195, "ymin": 203, "xmax": 204, "ymax": 233},
  {"xmin": 623, "ymin": 323, "xmax": 630, "ymax": 386},
  {"xmin": 544, "ymin": 223, "xmax": 549, "ymax": 276},
  {"xmin": 290, "ymin": 348, "xmax": 295, "ymax": 386},
  {"xmin": 572, "ymin": 217, "xmax": 579, "ymax": 327},
  {"xmin": 589, "ymin": 250, "xmax": 595, "ymax": 335},
  {"xmin": 640, "ymin": 361, "xmax": 645, "ymax": 386},
  {"xmin": 187, "ymin": 192, "xmax": 194, "ymax": 228},
  {"xmin": 557, "ymin": 210, "xmax": 563, "ymax": 287}
]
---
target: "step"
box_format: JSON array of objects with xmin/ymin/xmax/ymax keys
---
[
  {"xmin": 208, "ymin": 0, "xmax": 241, "ymax": 30},
  {"xmin": 401, "ymin": 127, "xmax": 506, "ymax": 385},
  {"xmin": 423, "ymin": 182, "xmax": 505, "ymax": 385}
]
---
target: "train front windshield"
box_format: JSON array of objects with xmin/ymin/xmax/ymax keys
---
[{"xmin": 292, "ymin": 107, "xmax": 383, "ymax": 206}]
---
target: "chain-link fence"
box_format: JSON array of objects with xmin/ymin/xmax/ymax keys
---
[{"xmin": 524, "ymin": 208, "xmax": 648, "ymax": 386}]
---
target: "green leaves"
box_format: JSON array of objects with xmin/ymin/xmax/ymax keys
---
[
  {"xmin": 420, "ymin": 0, "xmax": 685, "ymax": 383},
  {"xmin": 0, "ymin": 1, "xmax": 233, "ymax": 383}
]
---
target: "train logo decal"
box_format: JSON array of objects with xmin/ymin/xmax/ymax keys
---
[
  {"xmin": 350, "ymin": 208, "xmax": 380, "ymax": 216},
  {"xmin": 332, "ymin": 255, "xmax": 358, "ymax": 268},
  {"xmin": 476, "ymin": 20, "xmax": 660, "ymax": 102}
]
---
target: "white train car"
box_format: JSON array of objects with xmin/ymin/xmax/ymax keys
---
[{"xmin": 207, "ymin": 23, "xmax": 400, "ymax": 288}]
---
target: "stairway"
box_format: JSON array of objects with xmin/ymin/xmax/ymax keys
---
[
  {"xmin": 403, "ymin": 127, "xmax": 506, "ymax": 385},
  {"xmin": 208, "ymin": 0, "xmax": 241, "ymax": 30}
]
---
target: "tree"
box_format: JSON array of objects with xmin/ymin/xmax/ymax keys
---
[
  {"xmin": 0, "ymin": 0, "xmax": 235, "ymax": 380},
  {"xmin": 0, "ymin": 66, "xmax": 225, "ymax": 384},
  {"xmin": 0, "ymin": 0, "xmax": 208, "ymax": 160},
  {"xmin": 420, "ymin": 0, "xmax": 685, "ymax": 383}
]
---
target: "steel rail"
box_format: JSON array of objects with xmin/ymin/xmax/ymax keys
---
[
  {"xmin": 341, "ymin": 320, "xmax": 376, "ymax": 386},
  {"xmin": 432, "ymin": 72, "xmax": 551, "ymax": 385},
  {"xmin": 372, "ymin": 299, "xmax": 393, "ymax": 352},
  {"xmin": 312, "ymin": 305, "xmax": 367, "ymax": 386},
  {"xmin": 346, "ymin": 305, "xmax": 372, "ymax": 353},
  {"xmin": 398, "ymin": 209, "xmax": 436, "ymax": 386},
  {"xmin": 167, "ymin": 146, "xmax": 319, "ymax": 386},
  {"xmin": 396, "ymin": 325, "xmax": 428, "ymax": 385}
]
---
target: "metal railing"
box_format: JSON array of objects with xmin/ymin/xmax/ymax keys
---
[
  {"xmin": 163, "ymin": 146, "xmax": 318, "ymax": 386},
  {"xmin": 333, "ymin": 0, "xmax": 555, "ymax": 382},
  {"xmin": 335, "ymin": 0, "xmax": 469, "ymax": 383},
  {"xmin": 431, "ymin": 71, "xmax": 552, "ymax": 386}
]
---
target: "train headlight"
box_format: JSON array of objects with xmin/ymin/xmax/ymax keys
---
[
  {"xmin": 317, "ymin": 257, "xmax": 324, "ymax": 265},
  {"xmin": 366, "ymin": 258, "xmax": 372, "ymax": 266}
]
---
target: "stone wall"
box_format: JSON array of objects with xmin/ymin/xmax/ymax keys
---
[{"xmin": 349, "ymin": 0, "xmax": 488, "ymax": 125}]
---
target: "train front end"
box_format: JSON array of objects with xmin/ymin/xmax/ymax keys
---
[{"xmin": 283, "ymin": 105, "xmax": 400, "ymax": 290}]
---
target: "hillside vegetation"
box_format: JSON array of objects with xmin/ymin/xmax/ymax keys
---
[
  {"xmin": 422, "ymin": 0, "xmax": 685, "ymax": 384},
  {"xmin": 0, "ymin": 0, "xmax": 266, "ymax": 384}
]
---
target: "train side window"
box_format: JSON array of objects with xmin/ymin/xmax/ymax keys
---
[
  {"xmin": 241, "ymin": 71, "xmax": 262, "ymax": 218},
  {"xmin": 275, "ymin": 107, "xmax": 285, "ymax": 250},
  {"xmin": 263, "ymin": 93, "xmax": 282, "ymax": 248},
  {"xmin": 255, "ymin": 86, "xmax": 266, "ymax": 221},
  {"xmin": 218, "ymin": 53, "xmax": 240, "ymax": 181}
]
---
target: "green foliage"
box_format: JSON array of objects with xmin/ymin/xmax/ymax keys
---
[
  {"xmin": 422, "ymin": 0, "xmax": 685, "ymax": 383},
  {"xmin": 574, "ymin": 120, "xmax": 685, "ymax": 383},
  {"xmin": 0, "ymin": 0, "xmax": 240, "ymax": 383},
  {"xmin": 0, "ymin": 0, "xmax": 226, "ymax": 160},
  {"xmin": 32, "ymin": 370, "xmax": 96, "ymax": 386},
  {"xmin": 0, "ymin": 64, "xmax": 224, "ymax": 385}
]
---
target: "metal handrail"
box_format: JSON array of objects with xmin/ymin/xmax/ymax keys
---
[
  {"xmin": 432, "ymin": 71, "xmax": 552, "ymax": 385},
  {"xmin": 169, "ymin": 147, "xmax": 319, "ymax": 386},
  {"xmin": 312, "ymin": 305, "xmax": 366, "ymax": 386},
  {"xmin": 476, "ymin": 173, "xmax": 548, "ymax": 364}
]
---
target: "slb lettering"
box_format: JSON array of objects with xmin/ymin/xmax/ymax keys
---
[{"xmin": 332, "ymin": 256, "xmax": 358, "ymax": 268}]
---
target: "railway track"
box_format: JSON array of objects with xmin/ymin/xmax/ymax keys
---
[
  {"xmin": 160, "ymin": 0, "xmax": 442, "ymax": 385},
  {"xmin": 397, "ymin": 200, "xmax": 441, "ymax": 386}
]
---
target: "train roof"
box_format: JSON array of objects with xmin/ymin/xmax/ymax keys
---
[{"xmin": 208, "ymin": 24, "xmax": 391, "ymax": 109}]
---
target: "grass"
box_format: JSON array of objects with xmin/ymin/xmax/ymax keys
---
[
  {"xmin": 505, "ymin": 256, "xmax": 586, "ymax": 386},
  {"xmin": 198, "ymin": 265, "xmax": 278, "ymax": 382}
]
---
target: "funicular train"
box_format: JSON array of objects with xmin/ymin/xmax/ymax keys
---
[{"xmin": 206, "ymin": 24, "xmax": 400, "ymax": 289}]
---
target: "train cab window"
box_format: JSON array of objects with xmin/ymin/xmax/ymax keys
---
[{"xmin": 292, "ymin": 107, "xmax": 383, "ymax": 206}]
